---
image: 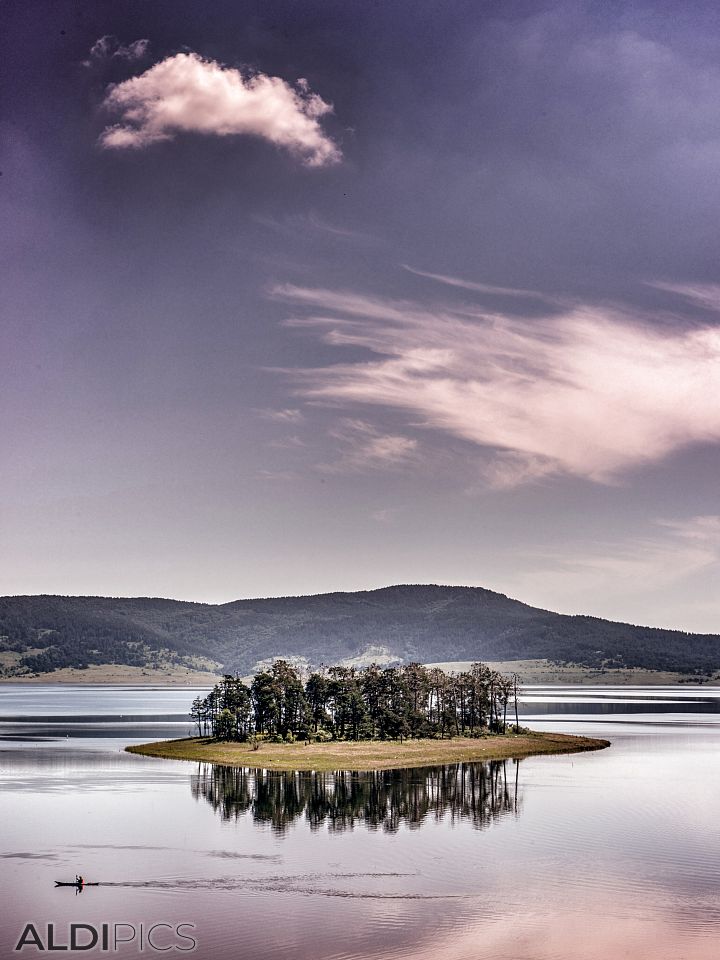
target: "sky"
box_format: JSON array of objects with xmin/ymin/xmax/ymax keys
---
[{"xmin": 2, "ymin": 0, "xmax": 720, "ymax": 631}]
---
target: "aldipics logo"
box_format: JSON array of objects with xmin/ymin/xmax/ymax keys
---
[{"xmin": 14, "ymin": 922, "xmax": 197, "ymax": 952}]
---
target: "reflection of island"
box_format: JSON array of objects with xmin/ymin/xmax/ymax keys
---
[{"xmin": 190, "ymin": 760, "xmax": 523, "ymax": 835}]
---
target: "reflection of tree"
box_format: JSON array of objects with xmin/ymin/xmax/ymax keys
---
[{"xmin": 190, "ymin": 760, "xmax": 523, "ymax": 835}]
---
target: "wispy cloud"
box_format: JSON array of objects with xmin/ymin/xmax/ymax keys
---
[
  {"xmin": 544, "ymin": 516, "xmax": 720, "ymax": 588},
  {"xmin": 369, "ymin": 506, "xmax": 403, "ymax": 524},
  {"xmin": 272, "ymin": 283, "xmax": 720, "ymax": 485},
  {"xmin": 268, "ymin": 435, "xmax": 306, "ymax": 450},
  {"xmin": 648, "ymin": 281, "xmax": 720, "ymax": 313},
  {"xmin": 256, "ymin": 213, "xmax": 376, "ymax": 243},
  {"xmin": 403, "ymin": 265, "xmax": 558, "ymax": 303},
  {"xmin": 84, "ymin": 36, "xmax": 150, "ymax": 67},
  {"xmin": 99, "ymin": 52, "xmax": 341, "ymax": 167},
  {"xmin": 258, "ymin": 408, "xmax": 305, "ymax": 424},
  {"xmin": 658, "ymin": 514, "xmax": 720, "ymax": 546},
  {"xmin": 320, "ymin": 419, "xmax": 418, "ymax": 474},
  {"xmin": 510, "ymin": 515, "xmax": 720, "ymax": 624}
]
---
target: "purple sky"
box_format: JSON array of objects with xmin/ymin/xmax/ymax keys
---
[{"xmin": 2, "ymin": 0, "xmax": 720, "ymax": 631}]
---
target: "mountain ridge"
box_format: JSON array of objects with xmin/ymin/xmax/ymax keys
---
[{"xmin": 0, "ymin": 584, "xmax": 717, "ymax": 678}]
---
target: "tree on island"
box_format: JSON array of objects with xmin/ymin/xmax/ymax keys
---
[{"xmin": 193, "ymin": 660, "xmax": 521, "ymax": 743}]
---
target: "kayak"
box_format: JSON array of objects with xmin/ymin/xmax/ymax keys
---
[{"xmin": 55, "ymin": 881, "xmax": 100, "ymax": 887}]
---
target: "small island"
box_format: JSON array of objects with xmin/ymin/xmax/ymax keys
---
[
  {"xmin": 127, "ymin": 661, "xmax": 609, "ymax": 771},
  {"xmin": 128, "ymin": 730, "xmax": 608, "ymax": 771}
]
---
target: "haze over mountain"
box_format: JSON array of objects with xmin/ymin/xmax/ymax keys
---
[{"xmin": 1, "ymin": 585, "xmax": 718, "ymax": 680}]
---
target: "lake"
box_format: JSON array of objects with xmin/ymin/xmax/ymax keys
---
[{"xmin": 1, "ymin": 683, "xmax": 719, "ymax": 959}]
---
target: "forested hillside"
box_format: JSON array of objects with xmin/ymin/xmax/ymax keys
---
[{"xmin": 0, "ymin": 585, "xmax": 718, "ymax": 678}]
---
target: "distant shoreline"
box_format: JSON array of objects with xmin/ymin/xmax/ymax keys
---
[
  {"xmin": 2, "ymin": 658, "xmax": 717, "ymax": 686},
  {"xmin": 126, "ymin": 731, "xmax": 610, "ymax": 772},
  {"xmin": 0, "ymin": 665, "xmax": 219, "ymax": 686}
]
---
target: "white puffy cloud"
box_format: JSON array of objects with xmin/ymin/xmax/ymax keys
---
[
  {"xmin": 99, "ymin": 52, "xmax": 341, "ymax": 166},
  {"xmin": 272, "ymin": 282, "xmax": 720, "ymax": 485}
]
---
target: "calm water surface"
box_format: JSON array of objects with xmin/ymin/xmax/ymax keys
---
[{"xmin": 1, "ymin": 683, "xmax": 719, "ymax": 959}]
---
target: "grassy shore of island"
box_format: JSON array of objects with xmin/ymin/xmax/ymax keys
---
[{"xmin": 126, "ymin": 731, "xmax": 609, "ymax": 772}]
